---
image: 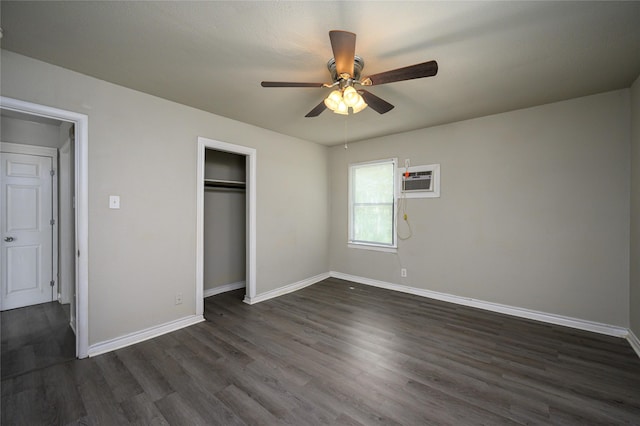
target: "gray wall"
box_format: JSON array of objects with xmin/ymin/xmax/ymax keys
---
[
  {"xmin": 1, "ymin": 50, "xmax": 330, "ymax": 345},
  {"xmin": 631, "ymin": 75, "xmax": 640, "ymax": 337},
  {"xmin": 204, "ymin": 149, "xmax": 246, "ymax": 292},
  {"xmin": 330, "ymin": 90, "xmax": 631, "ymax": 327}
]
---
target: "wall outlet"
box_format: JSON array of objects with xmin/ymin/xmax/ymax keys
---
[
  {"xmin": 175, "ymin": 292, "xmax": 183, "ymax": 305},
  {"xmin": 401, "ymin": 268, "xmax": 407, "ymax": 278}
]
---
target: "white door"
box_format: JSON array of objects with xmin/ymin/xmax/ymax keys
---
[{"xmin": 1, "ymin": 152, "xmax": 55, "ymax": 311}]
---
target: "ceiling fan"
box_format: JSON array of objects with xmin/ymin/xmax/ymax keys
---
[{"xmin": 261, "ymin": 30, "xmax": 438, "ymax": 117}]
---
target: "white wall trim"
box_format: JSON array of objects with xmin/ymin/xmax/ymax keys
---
[
  {"xmin": 204, "ymin": 281, "xmax": 246, "ymax": 298},
  {"xmin": 244, "ymin": 272, "xmax": 330, "ymax": 305},
  {"xmin": 196, "ymin": 137, "xmax": 257, "ymax": 315},
  {"xmin": 330, "ymin": 271, "xmax": 629, "ymax": 338},
  {"xmin": 1, "ymin": 96, "xmax": 90, "ymax": 359},
  {"xmin": 87, "ymin": 315, "xmax": 205, "ymax": 357},
  {"xmin": 628, "ymin": 329, "xmax": 640, "ymax": 359}
]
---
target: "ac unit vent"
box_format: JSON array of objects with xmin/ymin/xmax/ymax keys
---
[{"xmin": 403, "ymin": 171, "xmax": 433, "ymax": 192}]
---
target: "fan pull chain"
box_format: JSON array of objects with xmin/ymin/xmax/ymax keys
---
[{"xmin": 344, "ymin": 117, "xmax": 348, "ymax": 149}]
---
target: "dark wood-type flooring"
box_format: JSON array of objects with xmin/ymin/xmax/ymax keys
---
[
  {"xmin": 1, "ymin": 301, "xmax": 75, "ymax": 381},
  {"xmin": 2, "ymin": 278, "xmax": 640, "ymax": 425}
]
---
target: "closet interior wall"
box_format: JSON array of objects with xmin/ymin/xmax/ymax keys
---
[{"xmin": 203, "ymin": 149, "xmax": 246, "ymax": 297}]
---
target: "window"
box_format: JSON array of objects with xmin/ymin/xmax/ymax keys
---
[{"xmin": 349, "ymin": 158, "xmax": 397, "ymax": 250}]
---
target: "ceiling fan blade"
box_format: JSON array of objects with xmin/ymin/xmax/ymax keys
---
[
  {"xmin": 360, "ymin": 90, "xmax": 394, "ymax": 114},
  {"xmin": 305, "ymin": 101, "xmax": 327, "ymax": 117},
  {"xmin": 362, "ymin": 60, "xmax": 438, "ymax": 86},
  {"xmin": 261, "ymin": 81, "xmax": 325, "ymax": 88},
  {"xmin": 329, "ymin": 30, "xmax": 356, "ymax": 77}
]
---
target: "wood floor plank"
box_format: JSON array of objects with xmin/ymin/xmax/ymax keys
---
[
  {"xmin": 71, "ymin": 358, "xmax": 131, "ymax": 425},
  {"xmin": 215, "ymin": 384, "xmax": 282, "ymax": 426},
  {"xmin": 120, "ymin": 391, "xmax": 171, "ymax": 425},
  {"xmin": 115, "ymin": 345, "xmax": 175, "ymax": 402},
  {"xmin": 94, "ymin": 351, "xmax": 145, "ymax": 403},
  {"xmin": 41, "ymin": 362, "xmax": 88, "ymax": 425},
  {"xmin": 1, "ymin": 369, "xmax": 49, "ymax": 425},
  {"xmin": 154, "ymin": 392, "xmax": 211, "ymax": 426}
]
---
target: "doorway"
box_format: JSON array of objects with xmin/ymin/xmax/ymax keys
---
[
  {"xmin": 196, "ymin": 137, "xmax": 256, "ymax": 316},
  {"xmin": 203, "ymin": 149, "xmax": 246, "ymax": 298},
  {"xmin": 0, "ymin": 96, "xmax": 89, "ymax": 359}
]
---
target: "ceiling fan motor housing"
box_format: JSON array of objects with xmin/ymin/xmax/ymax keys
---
[{"xmin": 327, "ymin": 56, "xmax": 365, "ymax": 84}]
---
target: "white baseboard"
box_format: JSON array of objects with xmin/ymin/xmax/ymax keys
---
[
  {"xmin": 329, "ymin": 271, "xmax": 629, "ymax": 338},
  {"xmin": 87, "ymin": 315, "xmax": 205, "ymax": 357},
  {"xmin": 204, "ymin": 281, "xmax": 245, "ymax": 298},
  {"xmin": 628, "ymin": 329, "xmax": 640, "ymax": 358},
  {"xmin": 244, "ymin": 272, "xmax": 330, "ymax": 305}
]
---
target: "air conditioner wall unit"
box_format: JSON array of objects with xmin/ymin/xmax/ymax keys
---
[
  {"xmin": 398, "ymin": 163, "xmax": 440, "ymax": 199},
  {"xmin": 403, "ymin": 170, "xmax": 433, "ymax": 192}
]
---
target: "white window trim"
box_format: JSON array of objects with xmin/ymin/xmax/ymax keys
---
[
  {"xmin": 347, "ymin": 242, "xmax": 398, "ymax": 253},
  {"xmin": 348, "ymin": 158, "xmax": 398, "ymax": 251}
]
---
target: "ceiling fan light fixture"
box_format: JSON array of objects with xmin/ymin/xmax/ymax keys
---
[
  {"xmin": 324, "ymin": 90, "xmax": 343, "ymax": 111},
  {"xmin": 325, "ymin": 86, "xmax": 367, "ymax": 115},
  {"xmin": 334, "ymin": 100, "xmax": 349, "ymax": 115},
  {"xmin": 351, "ymin": 95, "xmax": 368, "ymax": 113},
  {"xmin": 342, "ymin": 86, "xmax": 359, "ymax": 107}
]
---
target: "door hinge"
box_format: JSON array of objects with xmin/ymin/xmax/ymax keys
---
[
  {"xmin": 50, "ymin": 219, "xmax": 55, "ymax": 226},
  {"xmin": 50, "ymin": 280, "xmax": 55, "ymax": 287},
  {"xmin": 50, "ymin": 170, "xmax": 55, "ymax": 177}
]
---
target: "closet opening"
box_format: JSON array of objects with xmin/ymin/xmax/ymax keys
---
[
  {"xmin": 196, "ymin": 137, "xmax": 256, "ymax": 317},
  {"xmin": 203, "ymin": 149, "xmax": 247, "ymax": 298}
]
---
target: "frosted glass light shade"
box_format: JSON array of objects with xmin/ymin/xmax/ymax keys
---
[
  {"xmin": 343, "ymin": 86, "xmax": 359, "ymax": 107},
  {"xmin": 334, "ymin": 100, "xmax": 348, "ymax": 115},
  {"xmin": 324, "ymin": 90, "xmax": 343, "ymax": 111},
  {"xmin": 351, "ymin": 95, "xmax": 368, "ymax": 113}
]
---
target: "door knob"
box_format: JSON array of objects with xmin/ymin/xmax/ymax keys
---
[{"xmin": 4, "ymin": 237, "xmax": 14, "ymax": 242}]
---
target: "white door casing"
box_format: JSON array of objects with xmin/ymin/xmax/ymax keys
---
[
  {"xmin": 1, "ymin": 151, "xmax": 57, "ymax": 310},
  {"xmin": 196, "ymin": 137, "xmax": 257, "ymax": 311},
  {"xmin": 0, "ymin": 96, "xmax": 88, "ymax": 359}
]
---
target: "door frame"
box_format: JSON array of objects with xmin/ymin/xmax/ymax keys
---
[
  {"xmin": 196, "ymin": 137, "xmax": 256, "ymax": 313},
  {"xmin": 1, "ymin": 96, "xmax": 89, "ymax": 359},
  {"xmin": 0, "ymin": 143, "xmax": 59, "ymax": 310}
]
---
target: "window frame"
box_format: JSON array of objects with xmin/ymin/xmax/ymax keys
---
[{"xmin": 348, "ymin": 158, "xmax": 398, "ymax": 252}]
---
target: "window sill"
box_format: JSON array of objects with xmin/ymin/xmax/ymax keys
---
[{"xmin": 348, "ymin": 243, "xmax": 397, "ymax": 253}]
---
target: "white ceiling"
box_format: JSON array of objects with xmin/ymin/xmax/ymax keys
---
[{"xmin": 1, "ymin": 1, "xmax": 639, "ymax": 146}]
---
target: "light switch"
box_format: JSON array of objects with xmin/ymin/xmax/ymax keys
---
[{"xmin": 109, "ymin": 195, "xmax": 120, "ymax": 209}]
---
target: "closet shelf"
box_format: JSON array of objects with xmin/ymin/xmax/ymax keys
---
[{"xmin": 204, "ymin": 179, "xmax": 246, "ymax": 189}]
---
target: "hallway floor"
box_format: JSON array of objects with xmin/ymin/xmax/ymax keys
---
[{"xmin": 1, "ymin": 301, "xmax": 75, "ymax": 381}]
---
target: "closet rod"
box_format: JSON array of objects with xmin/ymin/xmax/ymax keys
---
[
  {"xmin": 204, "ymin": 187, "xmax": 245, "ymax": 193},
  {"xmin": 204, "ymin": 179, "xmax": 246, "ymax": 189}
]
